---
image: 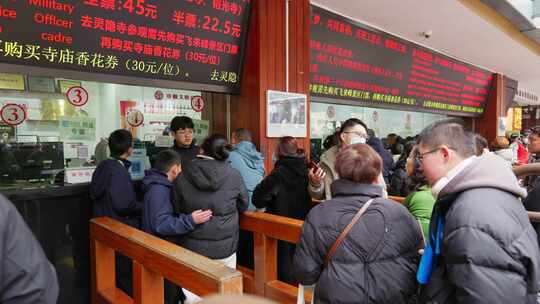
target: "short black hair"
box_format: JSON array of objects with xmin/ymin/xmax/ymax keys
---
[
  {"xmin": 201, "ymin": 134, "xmax": 232, "ymax": 161},
  {"xmin": 338, "ymin": 118, "xmax": 368, "ymax": 136},
  {"xmin": 153, "ymin": 150, "xmax": 181, "ymax": 173},
  {"xmin": 233, "ymin": 128, "xmax": 252, "ymax": 142},
  {"xmin": 108, "ymin": 129, "xmax": 133, "ymax": 157},
  {"xmin": 418, "ymin": 118, "xmax": 475, "ymax": 158},
  {"xmin": 170, "ymin": 116, "xmax": 194, "ymax": 132}
]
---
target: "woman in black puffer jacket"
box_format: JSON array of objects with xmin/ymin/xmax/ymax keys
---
[
  {"xmin": 174, "ymin": 134, "xmax": 248, "ymax": 266},
  {"xmin": 252, "ymin": 136, "xmax": 312, "ymax": 284},
  {"xmin": 293, "ymin": 144, "xmax": 423, "ymax": 304}
]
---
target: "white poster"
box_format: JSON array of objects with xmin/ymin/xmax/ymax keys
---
[{"xmin": 267, "ymin": 90, "xmax": 307, "ymax": 138}]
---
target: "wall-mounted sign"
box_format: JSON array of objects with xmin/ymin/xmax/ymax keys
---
[
  {"xmin": 127, "ymin": 109, "xmax": 144, "ymax": 127},
  {"xmin": 266, "ymin": 90, "xmax": 308, "ymax": 138},
  {"xmin": 27, "ymin": 76, "xmax": 55, "ymax": 93},
  {"xmin": 0, "ymin": 73, "xmax": 25, "ymax": 91},
  {"xmin": 513, "ymin": 107, "xmax": 522, "ymax": 131},
  {"xmin": 310, "ymin": 5, "xmax": 494, "ymax": 117},
  {"xmin": 0, "ymin": 1, "xmax": 251, "ymax": 93},
  {"xmin": 59, "ymin": 80, "xmax": 82, "ymax": 94},
  {"xmin": 0, "ymin": 103, "xmax": 27, "ymax": 126},
  {"xmin": 191, "ymin": 96, "xmax": 205, "ymax": 112},
  {"xmin": 66, "ymin": 86, "xmax": 89, "ymax": 107},
  {"xmin": 59, "ymin": 117, "xmax": 96, "ymax": 141}
]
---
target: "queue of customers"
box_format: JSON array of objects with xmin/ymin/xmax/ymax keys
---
[{"xmin": 89, "ymin": 116, "xmax": 540, "ymax": 304}]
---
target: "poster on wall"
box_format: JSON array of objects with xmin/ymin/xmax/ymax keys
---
[
  {"xmin": 59, "ymin": 117, "xmax": 96, "ymax": 141},
  {"xmin": 193, "ymin": 119, "xmax": 210, "ymax": 144},
  {"xmin": 267, "ymin": 90, "xmax": 307, "ymax": 138}
]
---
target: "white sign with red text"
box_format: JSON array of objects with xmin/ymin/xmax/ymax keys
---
[{"xmin": 0, "ymin": 103, "xmax": 27, "ymax": 126}]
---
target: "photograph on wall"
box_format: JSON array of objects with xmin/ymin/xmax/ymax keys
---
[{"xmin": 267, "ymin": 90, "xmax": 307, "ymax": 138}]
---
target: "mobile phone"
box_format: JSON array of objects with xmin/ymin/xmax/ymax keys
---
[{"xmin": 308, "ymin": 160, "xmax": 319, "ymax": 171}]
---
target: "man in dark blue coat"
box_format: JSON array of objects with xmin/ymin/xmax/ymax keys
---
[
  {"xmin": 90, "ymin": 129, "xmax": 142, "ymax": 228},
  {"xmin": 89, "ymin": 129, "xmax": 142, "ymax": 296},
  {"xmin": 142, "ymin": 150, "xmax": 212, "ymax": 304}
]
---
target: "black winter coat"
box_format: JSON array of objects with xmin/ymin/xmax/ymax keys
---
[
  {"xmin": 174, "ymin": 157, "xmax": 248, "ymax": 259},
  {"xmin": 252, "ymin": 156, "xmax": 311, "ymax": 220},
  {"xmin": 421, "ymin": 154, "xmax": 540, "ymax": 304},
  {"xmin": 252, "ymin": 156, "xmax": 312, "ymax": 284},
  {"xmin": 172, "ymin": 141, "xmax": 199, "ymax": 164},
  {"xmin": 293, "ymin": 180, "xmax": 422, "ymax": 304},
  {"xmin": 90, "ymin": 158, "xmax": 142, "ymax": 228}
]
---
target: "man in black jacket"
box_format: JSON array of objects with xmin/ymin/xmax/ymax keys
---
[
  {"xmin": 416, "ymin": 119, "xmax": 540, "ymax": 304},
  {"xmin": 0, "ymin": 195, "xmax": 59, "ymax": 304},
  {"xmin": 170, "ymin": 116, "xmax": 199, "ymax": 164}
]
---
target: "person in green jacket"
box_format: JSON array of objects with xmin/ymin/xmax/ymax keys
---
[{"xmin": 403, "ymin": 145, "xmax": 435, "ymax": 242}]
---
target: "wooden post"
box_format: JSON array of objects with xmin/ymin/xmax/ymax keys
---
[
  {"xmin": 133, "ymin": 261, "xmax": 164, "ymax": 304},
  {"xmin": 91, "ymin": 239, "xmax": 115, "ymax": 304},
  {"xmin": 253, "ymin": 232, "xmax": 277, "ymax": 296}
]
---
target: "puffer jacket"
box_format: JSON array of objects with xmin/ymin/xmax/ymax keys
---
[
  {"xmin": 294, "ymin": 180, "xmax": 423, "ymax": 304},
  {"xmin": 174, "ymin": 157, "xmax": 248, "ymax": 259},
  {"xmin": 419, "ymin": 154, "xmax": 540, "ymax": 304}
]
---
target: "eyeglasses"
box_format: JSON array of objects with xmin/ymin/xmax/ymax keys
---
[
  {"xmin": 342, "ymin": 131, "xmax": 368, "ymax": 139},
  {"xmin": 415, "ymin": 147, "xmax": 442, "ymax": 163}
]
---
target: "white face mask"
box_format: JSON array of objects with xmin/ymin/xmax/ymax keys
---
[{"xmin": 350, "ymin": 136, "xmax": 367, "ymax": 145}]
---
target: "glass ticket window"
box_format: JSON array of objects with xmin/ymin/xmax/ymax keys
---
[
  {"xmin": 309, "ymin": 102, "xmax": 447, "ymax": 161},
  {"xmin": 0, "ymin": 73, "xmax": 211, "ymax": 188}
]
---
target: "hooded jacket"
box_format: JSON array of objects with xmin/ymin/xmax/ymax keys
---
[
  {"xmin": 89, "ymin": 158, "xmax": 142, "ymax": 228},
  {"xmin": 0, "ymin": 195, "xmax": 59, "ymax": 304},
  {"xmin": 419, "ymin": 154, "xmax": 540, "ymax": 304},
  {"xmin": 229, "ymin": 141, "xmax": 265, "ymax": 211},
  {"xmin": 294, "ymin": 180, "xmax": 422, "ymax": 304},
  {"xmin": 141, "ymin": 169, "xmax": 195, "ymax": 241},
  {"xmin": 174, "ymin": 157, "xmax": 249, "ymax": 259}
]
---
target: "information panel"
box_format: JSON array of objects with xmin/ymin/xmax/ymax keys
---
[
  {"xmin": 0, "ymin": 0, "xmax": 251, "ymax": 93},
  {"xmin": 310, "ymin": 6, "xmax": 494, "ymax": 116}
]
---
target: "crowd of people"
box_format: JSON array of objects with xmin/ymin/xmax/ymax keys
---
[
  {"xmin": 87, "ymin": 115, "xmax": 540, "ymax": 304},
  {"xmin": 5, "ymin": 113, "xmax": 540, "ymax": 303}
]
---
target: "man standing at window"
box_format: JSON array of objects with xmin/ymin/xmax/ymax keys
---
[{"xmin": 170, "ymin": 116, "xmax": 199, "ymax": 164}]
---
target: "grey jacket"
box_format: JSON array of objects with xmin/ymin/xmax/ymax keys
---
[
  {"xmin": 421, "ymin": 154, "xmax": 540, "ymax": 304},
  {"xmin": 174, "ymin": 157, "xmax": 249, "ymax": 259},
  {"xmin": 0, "ymin": 195, "xmax": 59, "ymax": 304},
  {"xmin": 308, "ymin": 145, "xmax": 387, "ymax": 200}
]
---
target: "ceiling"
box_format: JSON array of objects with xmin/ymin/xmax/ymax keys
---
[{"xmin": 311, "ymin": 0, "xmax": 540, "ymax": 96}]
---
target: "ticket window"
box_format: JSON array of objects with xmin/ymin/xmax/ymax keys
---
[
  {"xmin": 309, "ymin": 102, "xmax": 447, "ymax": 161},
  {"xmin": 0, "ymin": 73, "xmax": 211, "ymax": 186}
]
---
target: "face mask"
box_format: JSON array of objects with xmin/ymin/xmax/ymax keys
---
[{"xmin": 350, "ymin": 137, "xmax": 367, "ymax": 145}]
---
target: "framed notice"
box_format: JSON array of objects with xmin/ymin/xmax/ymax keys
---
[
  {"xmin": 0, "ymin": 73, "xmax": 25, "ymax": 91},
  {"xmin": 267, "ymin": 90, "xmax": 307, "ymax": 138}
]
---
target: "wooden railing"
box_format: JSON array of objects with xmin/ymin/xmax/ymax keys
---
[
  {"xmin": 238, "ymin": 211, "xmax": 309, "ymax": 304},
  {"xmin": 90, "ymin": 217, "xmax": 243, "ymax": 304}
]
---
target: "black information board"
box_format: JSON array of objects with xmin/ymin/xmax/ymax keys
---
[
  {"xmin": 0, "ymin": 0, "xmax": 251, "ymax": 93},
  {"xmin": 310, "ymin": 6, "xmax": 494, "ymax": 116}
]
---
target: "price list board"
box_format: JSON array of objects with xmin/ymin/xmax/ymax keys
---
[
  {"xmin": 0, "ymin": 0, "xmax": 251, "ymax": 93},
  {"xmin": 310, "ymin": 6, "xmax": 494, "ymax": 116}
]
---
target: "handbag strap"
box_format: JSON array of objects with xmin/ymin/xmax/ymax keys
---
[{"xmin": 324, "ymin": 198, "xmax": 375, "ymax": 266}]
